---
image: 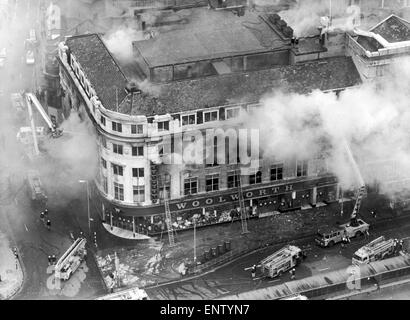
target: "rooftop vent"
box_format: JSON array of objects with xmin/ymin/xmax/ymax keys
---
[{"xmin": 125, "ymin": 81, "xmax": 141, "ymax": 94}]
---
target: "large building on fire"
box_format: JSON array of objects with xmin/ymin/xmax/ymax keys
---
[{"xmin": 57, "ymin": 6, "xmax": 410, "ymax": 238}]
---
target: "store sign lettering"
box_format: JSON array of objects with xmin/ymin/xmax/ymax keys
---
[{"xmin": 171, "ymin": 183, "xmax": 297, "ymax": 211}]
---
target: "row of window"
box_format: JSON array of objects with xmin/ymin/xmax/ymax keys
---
[
  {"xmin": 105, "ymin": 161, "xmax": 308, "ymax": 203},
  {"xmin": 113, "ymin": 182, "xmax": 145, "ymax": 203},
  {"xmin": 105, "ymin": 161, "xmax": 307, "ymax": 194},
  {"xmin": 101, "ymin": 138, "xmax": 145, "ymax": 157},
  {"xmin": 183, "ymin": 163, "xmax": 298, "ymax": 195},
  {"xmin": 100, "ymin": 115, "xmax": 145, "ymax": 134},
  {"xmin": 99, "ymin": 105, "xmax": 253, "ymax": 135},
  {"xmin": 105, "ymin": 159, "xmax": 145, "ymax": 178}
]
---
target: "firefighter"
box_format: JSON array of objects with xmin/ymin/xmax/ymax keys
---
[
  {"xmin": 400, "ymin": 239, "xmax": 404, "ymax": 252},
  {"xmin": 44, "ymin": 209, "xmax": 48, "ymax": 217},
  {"xmin": 48, "ymin": 255, "xmax": 52, "ymax": 266},
  {"xmin": 52, "ymin": 255, "xmax": 56, "ymax": 265},
  {"xmin": 40, "ymin": 211, "xmax": 45, "ymax": 220},
  {"xmin": 371, "ymin": 210, "xmax": 377, "ymax": 219},
  {"xmin": 251, "ymin": 264, "xmax": 257, "ymax": 278},
  {"xmin": 290, "ymin": 268, "xmax": 296, "ymax": 280},
  {"xmin": 46, "ymin": 219, "xmax": 51, "ymax": 230},
  {"xmin": 13, "ymin": 247, "xmax": 18, "ymax": 259}
]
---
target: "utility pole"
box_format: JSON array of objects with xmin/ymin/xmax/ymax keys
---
[
  {"xmin": 79, "ymin": 180, "xmax": 91, "ymax": 237},
  {"xmin": 193, "ymin": 217, "xmax": 197, "ymax": 263}
]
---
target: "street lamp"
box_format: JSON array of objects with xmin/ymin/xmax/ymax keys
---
[
  {"xmin": 79, "ymin": 180, "xmax": 91, "ymax": 236},
  {"xmin": 193, "ymin": 217, "xmax": 197, "ymax": 264}
]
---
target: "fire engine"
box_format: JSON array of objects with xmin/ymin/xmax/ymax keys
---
[
  {"xmin": 54, "ymin": 238, "xmax": 87, "ymax": 281},
  {"xmin": 352, "ymin": 236, "xmax": 399, "ymax": 265},
  {"xmin": 26, "ymin": 170, "xmax": 47, "ymax": 205},
  {"xmin": 316, "ymin": 140, "xmax": 370, "ymax": 247},
  {"xmin": 315, "ymin": 218, "xmax": 369, "ymax": 247},
  {"xmin": 258, "ymin": 245, "xmax": 305, "ymax": 278}
]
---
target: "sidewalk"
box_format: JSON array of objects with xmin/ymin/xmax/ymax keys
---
[
  {"xmin": 0, "ymin": 231, "xmax": 23, "ymax": 300},
  {"xmin": 95, "ymin": 193, "xmax": 409, "ymax": 291}
]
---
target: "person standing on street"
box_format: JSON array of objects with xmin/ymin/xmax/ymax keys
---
[
  {"xmin": 251, "ymin": 264, "xmax": 256, "ymax": 278},
  {"xmin": 46, "ymin": 219, "xmax": 51, "ymax": 230}
]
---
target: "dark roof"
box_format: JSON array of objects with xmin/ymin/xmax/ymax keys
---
[
  {"xmin": 66, "ymin": 34, "xmax": 129, "ymax": 110},
  {"xmin": 356, "ymin": 35, "xmax": 384, "ymax": 52},
  {"xmin": 371, "ymin": 15, "xmax": 410, "ymax": 43},
  {"xmin": 118, "ymin": 56, "xmax": 362, "ymax": 116}
]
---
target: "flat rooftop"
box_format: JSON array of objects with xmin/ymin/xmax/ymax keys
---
[
  {"xmin": 118, "ymin": 56, "xmax": 362, "ymax": 116},
  {"xmin": 133, "ymin": 7, "xmax": 288, "ymax": 67}
]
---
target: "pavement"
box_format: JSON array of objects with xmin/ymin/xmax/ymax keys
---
[{"xmin": 0, "ymin": 230, "xmax": 23, "ymax": 300}]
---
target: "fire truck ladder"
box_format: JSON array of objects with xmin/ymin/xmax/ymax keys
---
[
  {"xmin": 164, "ymin": 199, "xmax": 176, "ymax": 246},
  {"xmin": 237, "ymin": 169, "xmax": 249, "ymax": 234},
  {"xmin": 351, "ymin": 185, "xmax": 366, "ymax": 220}
]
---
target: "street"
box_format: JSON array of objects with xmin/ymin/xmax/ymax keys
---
[
  {"xmin": 0, "ymin": 0, "xmax": 109, "ymax": 299},
  {"xmin": 146, "ymin": 217, "xmax": 410, "ymax": 300}
]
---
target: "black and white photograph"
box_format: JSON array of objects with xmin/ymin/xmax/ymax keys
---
[{"xmin": 1, "ymin": 0, "xmax": 410, "ymax": 307}]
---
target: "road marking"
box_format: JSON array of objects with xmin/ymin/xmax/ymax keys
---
[
  {"xmin": 252, "ymin": 276, "xmax": 264, "ymax": 281},
  {"xmin": 24, "ymin": 224, "xmax": 28, "ymax": 232},
  {"xmin": 318, "ymin": 268, "xmax": 330, "ymax": 272},
  {"xmin": 268, "ymin": 278, "xmax": 281, "ymax": 283}
]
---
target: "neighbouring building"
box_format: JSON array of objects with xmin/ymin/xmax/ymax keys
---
[{"xmin": 56, "ymin": 6, "xmax": 409, "ymax": 238}]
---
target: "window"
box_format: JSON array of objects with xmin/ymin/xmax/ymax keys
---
[
  {"xmin": 114, "ymin": 182, "xmax": 124, "ymax": 201},
  {"xmin": 101, "ymin": 157, "xmax": 107, "ymax": 169},
  {"xmin": 132, "ymin": 168, "xmax": 144, "ymax": 178},
  {"xmin": 271, "ymin": 164, "xmax": 283, "ymax": 181},
  {"xmin": 247, "ymin": 103, "xmax": 261, "ymax": 115},
  {"xmin": 100, "ymin": 116, "xmax": 106, "ymax": 126},
  {"xmin": 158, "ymin": 121, "xmax": 169, "ymax": 131},
  {"xmin": 101, "ymin": 136, "xmax": 107, "ymax": 149},
  {"xmin": 206, "ymin": 174, "xmax": 219, "ymax": 192},
  {"xmin": 249, "ymin": 169, "xmax": 262, "ymax": 185},
  {"xmin": 181, "ymin": 113, "xmax": 196, "ymax": 126},
  {"xmin": 225, "ymin": 107, "xmax": 240, "ymax": 120},
  {"xmin": 112, "ymin": 121, "xmax": 122, "ymax": 132},
  {"xmin": 184, "ymin": 177, "xmax": 198, "ymax": 195},
  {"xmin": 297, "ymin": 160, "xmax": 308, "ymax": 177},
  {"xmin": 113, "ymin": 143, "xmax": 123, "ymax": 155},
  {"xmin": 112, "ymin": 164, "xmax": 123, "ymax": 176},
  {"xmin": 227, "ymin": 171, "xmax": 240, "ymax": 189},
  {"xmin": 102, "ymin": 176, "xmax": 108, "ymax": 194},
  {"xmin": 133, "ymin": 186, "xmax": 145, "ymax": 203},
  {"xmin": 131, "ymin": 124, "xmax": 143, "ymax": 134},
  {"xmin": 159, "ymin": 174, "xmax": 171, "ymax": 200},
  {"xmin": 132, "ymin": 146, "xmax": 144, "ymax": 156},
  {"xmin": 204, "ymin": 110, "xmax": 218, "ymax": 122}
]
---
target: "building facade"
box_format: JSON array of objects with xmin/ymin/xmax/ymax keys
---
[{"xmin": 57, "ymin": 6, "xmax": 374, "ymax": 237}]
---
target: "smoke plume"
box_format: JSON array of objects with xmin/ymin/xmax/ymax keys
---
[{"xmin": 244, "ymin": 57, "xmax": 410, "ymax": 195}]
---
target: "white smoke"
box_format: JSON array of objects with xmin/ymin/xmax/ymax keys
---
[
  {"xmin": 42, "ymin": 111, "xmax": 98, "ymax": 181},
  {"xmin": 103, "ymin": 26, "xmax": 145, "ymax": 64},
  {"xmin": 245, "ymin": 57, "xmax": 410, "ymax": 194},
  {"xmin": 279, "ymin": 0, "xmax": 361, "ymax": 37}
]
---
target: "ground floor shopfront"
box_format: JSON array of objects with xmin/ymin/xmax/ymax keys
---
[{"xmin": 92, "ymin": 175, "xmax": 339, "ymax": 237}]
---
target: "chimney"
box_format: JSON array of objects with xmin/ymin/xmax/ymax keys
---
[{"xmin": 125, "ymin": 81, "xmax": 141, "ymax": 94}]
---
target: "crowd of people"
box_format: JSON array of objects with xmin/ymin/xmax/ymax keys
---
[{"xmin": 108, "ymin": 205, "xmax": 260, "ymax": 236}]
